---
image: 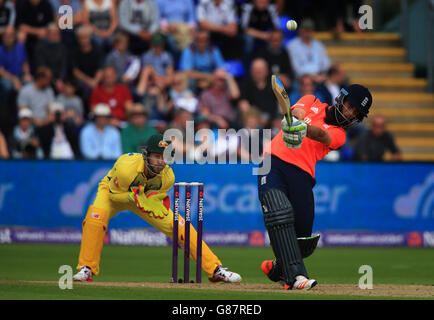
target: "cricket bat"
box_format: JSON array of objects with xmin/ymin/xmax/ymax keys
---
[{"xmin": 271, "ymin": 75, "xmax": 292, "ymax": 126}]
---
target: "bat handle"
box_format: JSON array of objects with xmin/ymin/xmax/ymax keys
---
[{"xmin": 285, "ymin": 113, "xmax": 292, "ymax": 126}]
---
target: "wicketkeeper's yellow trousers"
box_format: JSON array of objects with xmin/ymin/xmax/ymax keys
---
[{"xmin": 76, "ymin": 183, "xmax": 221, "ymax": 277}]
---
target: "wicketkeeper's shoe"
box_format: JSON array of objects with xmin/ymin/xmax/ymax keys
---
[
  {"xmin": 209, "ymin": 265, "xmax": 242, "ymax": 283},
  {"xmin": 72, "ymin": 266, "xmax": 93, "ymax": 282},
  {"xmin": 284, "ymin": 275, "xmax": 317, "ymax": 290}
]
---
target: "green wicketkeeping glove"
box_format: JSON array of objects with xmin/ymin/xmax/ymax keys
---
[{"xmin": 128, "ymin": 186, "xmax": 169, "ymax": 218}]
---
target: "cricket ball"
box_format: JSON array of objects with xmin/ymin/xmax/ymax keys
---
[{"xmin": 286, "ymin": 20, "xmax": 297, "ymax": 31}]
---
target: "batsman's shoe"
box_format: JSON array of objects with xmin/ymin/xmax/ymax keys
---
[
  {"xmin": 284, "ymin": 275, "xmax": 317, "ymax": 290},
  {"xmin": 209, "ymin": 265, "xmax": 242, "ymax": 283},
  {"xmin": 73, "ymin": 266, "xmax": 93, "ymax": 282}
]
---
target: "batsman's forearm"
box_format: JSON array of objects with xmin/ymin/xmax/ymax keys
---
[{"xmin": 307, "ymin": 125, "xmax": 331, "ymax": 146}]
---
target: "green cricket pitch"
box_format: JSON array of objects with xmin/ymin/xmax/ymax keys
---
[{"xmin": 0, "ymin": 244, "xmax": 433, "ymax": 300}]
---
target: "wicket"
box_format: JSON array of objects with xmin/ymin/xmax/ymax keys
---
[{"xmin": 171, "ymin": 182, "xmax": 204, "ymax": 283}]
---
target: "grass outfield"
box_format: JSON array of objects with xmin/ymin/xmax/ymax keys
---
[{"xmin": 0, "ymin": 244, "xmax": 433, "ymax": 300}]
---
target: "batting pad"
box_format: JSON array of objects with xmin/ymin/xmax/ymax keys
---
[{"xmin": 77, "ymin": 206, "xmax": 109, "ymax": 275}]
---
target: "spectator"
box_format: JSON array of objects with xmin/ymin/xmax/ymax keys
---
[
  {"xmin": 89, "ymin": 65, "xmax": 134, "ymax": 127},
  {"xmin": 9, "ymin": 108, "xmax": 42, "ymax": 158},
  {"xmin": 0, "ymin": 129, "xmax": 9, "ymax": 158},
  {"xmin": 82, "ymin": 0, "xmax": 118, "ymax": 50},
  {"xmin": 121, "ymin": 103, "xmax": 157, "ymax": 153},
  {"xmin": 104, "ymin": 32, "xmax": 141, "ymax": 85},
  {"xmin": 118, "ymin": 0, "xmax": 160, "ymax": 55},
  {"xmin": 169, "ymin": 71, "xmax": 197, "ymax": 114},
  {"xmin": 237, "ymin": 106, "xmax": 264, "ymax": 161},
  {"xmin": 241, "ymin": 0, "xmax": 280, "ymax": 56},
  {"xmin": 238, "ymin": 58, "xmax": 277, "ymax": 126},
  {"xmin": 156, "ymin": 0, "xmax": 196, "ymax": 56},
  {"xmin": 287, "ymin": 18, "xmax": 331, "ymax": 83},
  {"xmin": 316, "ymin": 64, "xmax": 348, "ymax": 106},
  {"xmin": 136, "ymin": 32, "xmax": 174, "ymax": 95},
  {"xmin": 0, "ymin": 0, "xmax": 16, "ymax": 36},
  {"xmin": 55, "ymin": 78, "xmax": 84, "ymax": 126},
  {"xmin": 17, "ymin": 66, "xmax": 55, "ymax": 127},
  {"xmin": 353, "ymin": 115, "xmax": 402, "ymax": 162},
  {"xmin": 143, "ymin": 85, "xmax": 173, "ymax": 123},
  {"xmin": 0, "ymin": 26, "xmax": 31, "ymax": 99},
  {"xmin": 50, "ymin": 0, "xmax": 84, "ymax": 49},
  {"xmin": 289, "ymin": 74, "xmax": 324, "ymax": 104},
  {"xmin": 16, "ymin": 0, "xmax": 54, "ymax": 61},
  {"xmin": 328, "ymin": 0, "xmax": 363, "ymax": 35},
  {"xmin": 79, "ymin": 103, "xmax": 122, "ymax": 159},
  {"xmin": 71, "ymin": 25, "xmax": 104, "ymax": 106},
  {"xmin": 253, "ymin": 29, "xmax": 293, "ymax": 89},
  {"xmin": 198, "ymin": 69, "xmax": 240, "ymax": 129},
  {"xmin": 34, "ymin": 23, "xmax": 68, "ymax": 92},
  {"xmin": 36, "ymin": 102, "xmax": 80, "ymax": 159},
  {"xmin": 196, "ymin": 0, "xmax": 239, "ymax": 60},
  {"xmin": 166, "ymin": 107, "xmax": 193, "ymax": 156},
  {"xmin": 179, "ymin": 29, "xmax": 225, "ymax": 91}
]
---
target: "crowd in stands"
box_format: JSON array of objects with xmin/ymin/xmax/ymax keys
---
[{"xmin": 0, "ymin": 0, "xmax": 400, "ymax": 162}]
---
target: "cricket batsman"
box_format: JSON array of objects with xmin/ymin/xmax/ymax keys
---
[
  {"xmin": 259, "ymin": 84, "xmax": 372, "ymax": 290},
  {"xmin": 73, "ymin": 133, "xmax": 242, "ymax": 283}
]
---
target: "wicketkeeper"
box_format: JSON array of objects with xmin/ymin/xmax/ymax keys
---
[
  {"xmin": 73, "ymin": 133, "xmax": 241, "ymax": 283},
  {"xmin": 259, "ymin": 84, "xmax": 372, "ymax": 290}
]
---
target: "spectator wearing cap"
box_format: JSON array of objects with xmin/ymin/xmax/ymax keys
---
[
  {"xmin": 353, "ymin": 115, "xmax": 402, "ymax": 162},
  {"xmin": 104, "ymin": 32, "xmax": 141, "ymax": 85},
  {"xmin": 179, "ymin": 29, "xmax": 225, "ymax": 91},
  {"xmin": 156, "ymin": 0, "xmax": 196, "ymax": 57},
  {"xmin": 241, "ymin": 0, "xmax": 280, "ymax": 57},
  {"xmin": 34, "ymin": 23, "xmax": 68, "ymax": 92},
  {"xmin": 36, "ymin": 102, "xmax": 81, "ymax": 159},
  {"xmin": 55, "ymin": 78, "xmax": 84, "ymax": 126},
  {"xmin": 196, "ymin": 0, "xmax": 239, "ymax": 60},
  {"xmin": 17, "ymin": 66, "xmax": 55, "ymax": 127},
  {"xmin": 9, "ymin": 108, "xmax": 43, "ymax": 159},
  {"xmin": 79, "ymin": 103, "xmax": 122, "ymax": 159},
  {"xmin": 136, "ymin": 33, "xmax": 175, "ymax": 95},
  {"xmin": 287, "ymin": 18, "xmax": 331, "ymax": 83},
  {"xmin": 118, "ymin": 0, "xmax": 160, "ymax": 55},
  {"xmin": 198, "ymin": 69, "xmax": 240, "ymax": 129},
  {"xmin": 90, "ymin": 64, "xmax": 134, "ymax": 127},
  {"xmin": 253, "ymin": 29, "xmax": 294, "ymax": 89},
  {"xmin": 121, "ymin": 103, "xmax": 158, "ymax": 153}
]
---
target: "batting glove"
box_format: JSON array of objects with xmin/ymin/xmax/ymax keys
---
[
  {"xmin": 281, "ymin": 117, "xmax": 307, "ymax": 149},
  {"xmin": 128, "ymin": 186, "xmax": 170, "ymax": 219}
]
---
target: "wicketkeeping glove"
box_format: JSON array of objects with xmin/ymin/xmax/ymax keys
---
[
  {"xmin": 128, "ymin": 186, "xmax": 170, "ymax": 219},
  {"xmin": 281, "ymin": 116, "xmax": 307, "ymax": 149}
]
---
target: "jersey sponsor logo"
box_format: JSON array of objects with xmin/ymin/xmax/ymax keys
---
[
  {"xmin": 92, "ymin": 212, "xmax": 101, "ymax": 220},
  {"xmin": 310, "ymin": 107, "xmax": 319, "ymax": 114},
  {"xmin": 323, "ymin": 124, "xmax": 330, "ymax": 129},
  {"xmin": 113, "ymin": 177, "xmax": 119, "ymax": 188}
]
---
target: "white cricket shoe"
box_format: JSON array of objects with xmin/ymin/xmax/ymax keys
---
[
  {"xmin": 209, "ymin": 265, "xmax": 242, "ymax": 283},
  {"xmin": 72, "ymin": 266, "xmax": 93, "ymax": 282},
  {"xmin": 285, "ymin": 275, "xmax": 317, "ymax": 290}
]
